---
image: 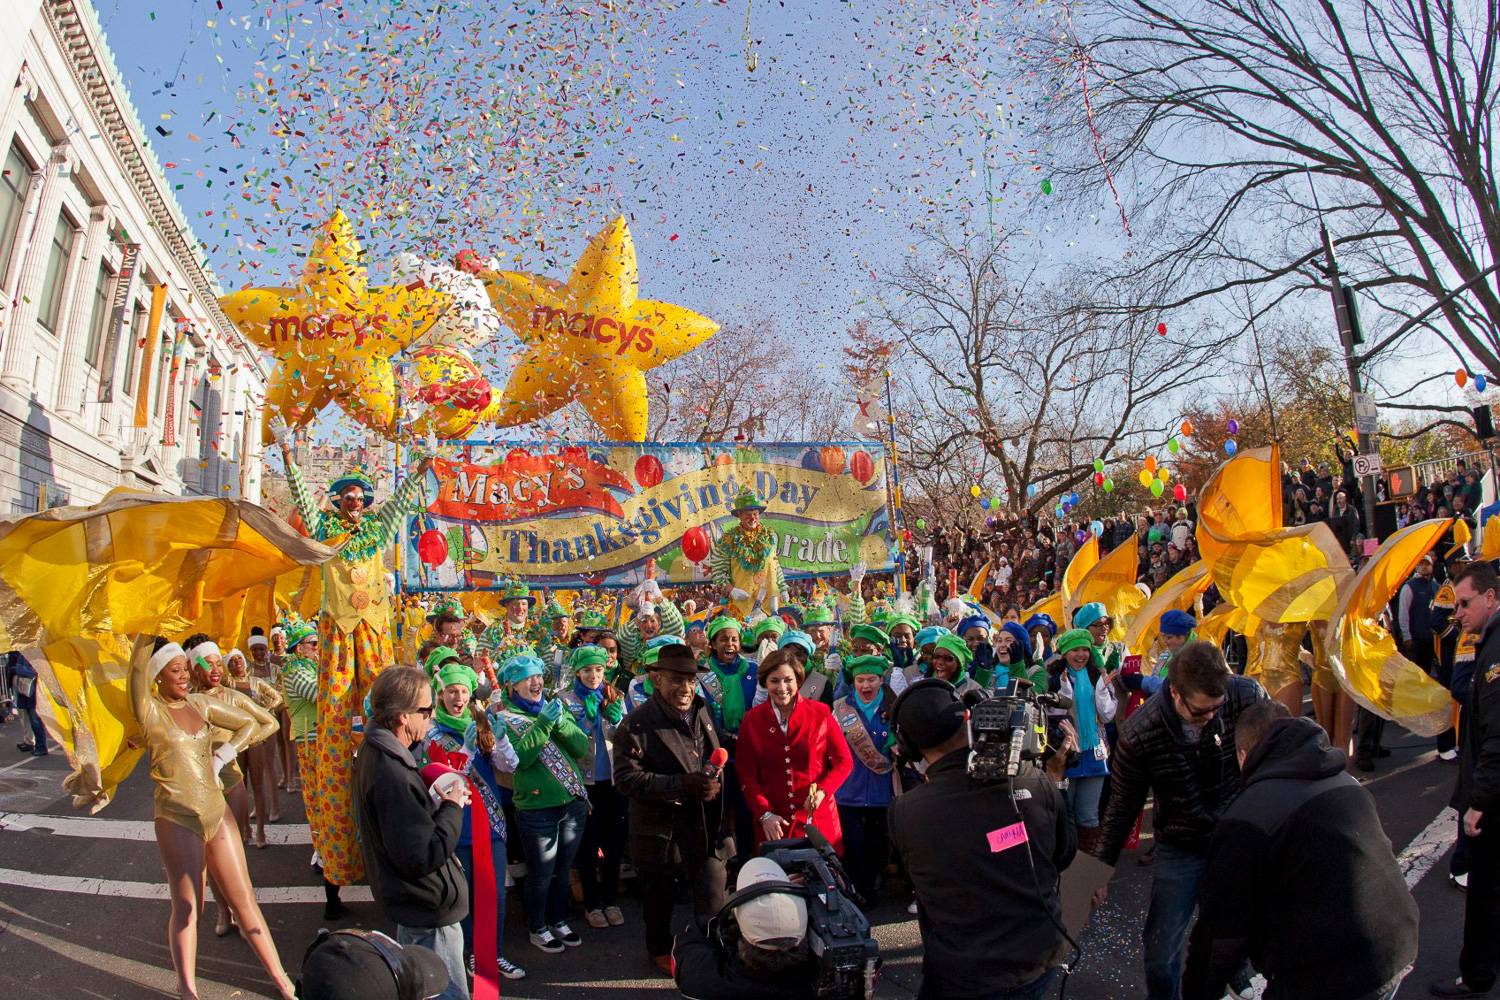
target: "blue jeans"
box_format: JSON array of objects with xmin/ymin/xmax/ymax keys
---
[
  {"xmin": 918, "ymin": 966, "xmax": 1059, "ymax": 1000},
  {"xmin": 1143, "ymin": 843, "xmax": 1206, "ymax": 1000},
  {"xmin": 515, "ymin": 797, "xmax": 587, "ymax": 932},
  {"xmin": 1065, "ymin": 775, "xmax": 1106, "ymax": 828},
  {"xmin": 456, "ymin": 840, "xmax": 507, "ymax": 960},
  {"xmin": 395, "ymin": 922, "xmax": 469, "ymax": 1000}
]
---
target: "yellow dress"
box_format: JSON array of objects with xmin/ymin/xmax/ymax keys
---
[
  {"xmin": 129, "ymin": 649, "xmax": 263, "ymax": 841},
  {"xmin": 201, "ymin": 685, "xmax": 280, "ymax": 790}
]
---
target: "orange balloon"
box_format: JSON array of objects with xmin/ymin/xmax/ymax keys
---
[
  {"xmin": 1457, "ymin": 369, "xmax": 1469, "ymax": 388},
  {"xmin": 819, "ymin": 445, "xmax": 846, "ymax": 475},
  {"xmin": 1180, "ymin": 419, "xmax": 1194, "ymax": 437},
  {"xmin": 1144, "ymin": 455, "xmax": 1158, "ymax": 472}
]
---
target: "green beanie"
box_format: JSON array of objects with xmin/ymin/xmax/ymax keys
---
[
  {"xmin": 1055, "ymin": 628, "xmax": 1094, "ymax": 657},
  {"xmin": 846, "ymin": 654, "xmax": 890, "ymax": 678},
  {"xmin": 933, "ymin": 634, "xmax": 973, "ymax": 670}
]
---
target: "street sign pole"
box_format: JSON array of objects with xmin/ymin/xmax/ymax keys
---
[{"xmin": 1323, "ymin": 224, "xmax": 1379, "ymax": 542}]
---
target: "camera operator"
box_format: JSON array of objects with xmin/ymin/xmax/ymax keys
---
[
  {"xmin": 673, "ymin": 856, "xmax": 820, "ymax": 999},
  {"xmin": 888, "ymin": 678, "xmax": 1078, "ymax": 1000}
]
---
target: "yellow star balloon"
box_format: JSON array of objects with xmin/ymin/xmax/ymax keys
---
[
  {"xmin": 480, "ymin": 217, "xmax": 720, "ymax": 441},
  {"xmin": 219, "ymin": 211, "xmax": 449, "ymax": 442}
]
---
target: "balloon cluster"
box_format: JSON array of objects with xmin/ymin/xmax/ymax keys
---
[
  {"xmin": 1458, "ymin": 369, "xmax": 1489, "ymax": 392},
  {"xmin": 1224, "ymin": 416, "xmax": 1240, "ymax": 457}
]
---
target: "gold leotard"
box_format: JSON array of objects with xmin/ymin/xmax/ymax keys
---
[
  {"xmin": 129, "ymin": 646, "xmax": 264, "ymax": 841},
  {"xmin": 201, "ymin": 685, "xmax": 280, "ymax": 790}
]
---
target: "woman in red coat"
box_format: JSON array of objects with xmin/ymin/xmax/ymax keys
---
[{"xmin": 736, "ymin": 649, "xmax": 854, "ymax": 853}]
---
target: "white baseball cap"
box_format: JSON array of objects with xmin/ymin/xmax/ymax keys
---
[{"xmin": 733, "ymin": 857, "xmax": 807, "ymax": 949}]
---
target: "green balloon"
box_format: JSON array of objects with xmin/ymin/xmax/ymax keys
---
[
  {"xmin": 1092, "ymin": 458, "xmax": 1105, "ymax": 472},
  {"xmin": 1041, "ymin": 177, "xmax": 1054, "ymax": 195},
  {"xmin": 1167, "ymin": 438, "xmax": 1180, "ymax": 454},
  {"xmin": 993, "ymin": 496, "xmax": 1003, "ymax": 508},
  {"xmin": 1102, "ymin": 478, "xmax": 1115, "ymax": 493},
  {"xmin": 1150, "ymin": 479, "xmax": 1165, "ymax": 497},
  {"xmin": 916, "ymin": 518, "xmax": 927, "ymax": 531}
]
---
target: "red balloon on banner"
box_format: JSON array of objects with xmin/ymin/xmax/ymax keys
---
[
  {"xmin": 506, "ymin": 447, "xmax": 531, "ymax": 464},
  {"xmin": 1173, "ymin": 483, "xmax": 1188, "ymax": 502},
  {"xmin": 417, "ymin": 529, "xmax": 448, "ymax": 566},
  {"xmin": 819, "ymin": 446, "xmax": 846, "ymax": 475},
  {"xmin": 681, "ymin": 525, "xmax": 711, "ymax": 563},
  {"xmin": 850, "ymin": 450, "xmax": 874, "ymax": 484},
  {"xmin": 635, "ymin": 454, "xmax": 664, "ymax": 488}
]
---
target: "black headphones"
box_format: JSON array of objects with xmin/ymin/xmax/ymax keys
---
[
  {"xmin": 889, "ymin": 677, "xmax": 961, "ymax": 762},
  {"xmin": 299, "ymin": 928, "xmax": 415, "ymax": 1000}
]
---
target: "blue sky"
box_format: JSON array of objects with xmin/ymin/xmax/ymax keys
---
[{"xmin": 92, "ymin": 0, "xmax": 1082, "ymax": 344}]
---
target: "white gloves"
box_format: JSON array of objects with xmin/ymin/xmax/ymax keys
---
[
  {"xmin": 212, "ymin": 746, "xmax": 237, "ymax": 775},
  {"xmin": 729, "ymin": 587, "xmax": 750, "ymax": 601},
  {"xmin": 850, "ymin": 561, "xmax": 867, "ymax": 585},
  {"xmin": 267, "ymin": 414, "xmax": 290, "ymax": 445}
]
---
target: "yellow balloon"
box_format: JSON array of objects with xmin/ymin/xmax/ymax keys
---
[
  {"xmin": 219, "ymin": 211, "xmax": 450, "ymax": 442},
  {"xmin": 480, "ymin": 217, "xmax": 719, "ymax": 442},
  {"xmin": 970, "ymin": 484, "xmax": 982, "ymax": 498},
  {"xmin": 1138, "ymin": 469, "xmax": 1153, "ymax": 487},
  {"xmin": 1159, "ymin": 466, "xmax": 1172, "ymax": 482},
  {"xmin": 406, "ymin": 345, "xmax": 499, "ymax": 439}
]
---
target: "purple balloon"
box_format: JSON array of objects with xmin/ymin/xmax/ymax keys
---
[{"xmin": 1226, "ymin": 418, "xmax": 1240, "ymax": 436}]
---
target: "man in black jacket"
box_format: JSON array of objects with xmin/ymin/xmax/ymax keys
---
[
  {"xmin": 888, "ymin": 679, "xmax": 1076, "ymax": 1000},
  {"xmin": 1094, "ymin": 640, "xmax": 1266, "ymax": 1000},
  {"xmin": 354, "ymin": 666, "xmax": 470, "ymax": 1000},
  {"xmin": 1432, "ymin": 561, "xmax": 1500, "ymax": 998},
  {"xmin": 1183, "ymin": 701, "xmax": 1417, "ymax": 1000},
  {"xmin": 613, "ymin": 642, "xmax": 734, "ymax": 975}
]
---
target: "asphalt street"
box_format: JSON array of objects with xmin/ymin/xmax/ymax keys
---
[{"xmin": 0, "ymin": 714, "xmax": 1474, "ymax": 1000}]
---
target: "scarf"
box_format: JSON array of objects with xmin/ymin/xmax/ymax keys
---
[
  {"xmin": 1069, "ymin": 666, "xmax": 1100, "ymax": 752},
  {"xmin": 433, "ymin": 702, "xmax": 469, "ymax": 737},
  {"xmin": 711, "ymin": 655, "xmax": 750, "ymax": 732},
  {"xmin": 572, "ymin": 677, "xmax": 603, "ymax": 722},
  {"xmin": 854, "ymin": 688, "xmax": 883, "ymax": 725},
  {"xmin": 510, "ymin": 691, "xmax": 545, "ymax": 716},
  {"xmin": 723, "ymin": 523, "xmax": 774, "ymax": 571}
]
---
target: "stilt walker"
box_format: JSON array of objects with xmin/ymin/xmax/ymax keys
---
[{"xmin": 271, "ymin": 417, "xmax": 433, "ymax": 889}]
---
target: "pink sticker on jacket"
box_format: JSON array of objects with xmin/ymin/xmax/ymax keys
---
[{"xmin": 987, "ymin": 821, "xmax": 1029, "ymax": 854}]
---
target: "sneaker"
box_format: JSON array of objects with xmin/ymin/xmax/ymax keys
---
[
  {"xmin": 466, "ymin": 954, "xmax": 475, "ymax": 976},
  {"xmin": 585, "ymin": 908, "xmax": 608, "ymax": 929},
  {"xmin": 529, "ymin": 929, "xmax": 564, "ymax": 954},
  {"xmin": 1440, "ymin": 749, "xmax": 1460, "ymax": 762},
  {"xmin": 16, "ymin": 742, "xmax": 34, "ymax": 752},
  {"xmin": 604, "ymin": 905, "xmax": 625, "ymax": 926},
  {"xmin": 552, "ymin": 921, "xmax": 582, "ymax": 947},
  {"xmin": 496, "ymin": 956, "xmax": 526, "ymax": 980},
  {"xmin": 907, "ymin": 899, "xmax": 918, "ymax": 915},
  {"xmin": 1452, "ymin": 872, "xmax": 1470, "ymax": 890}
]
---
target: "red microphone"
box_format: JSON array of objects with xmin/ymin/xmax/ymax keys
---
[{"xmin": 704, "ymin": 747, "xmax": 729, "ymax": 781}]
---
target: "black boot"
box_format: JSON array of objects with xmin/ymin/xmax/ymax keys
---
[{"xmin": 323, "ymin": 878, "xmax": 348, "ymax": 920}]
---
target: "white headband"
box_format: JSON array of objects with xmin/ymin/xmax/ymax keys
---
[
  {"xmin": 225, "ymin": 648, "xmax": 245, "ymax": 664},
  {"xmin": 269, "ymin": 626, "xmax": 285, "ymax": 638},
  {"xmin": 149, "ymin": 643, "xmax": 187, "ymax": 678},
  {"xmin": 248, "ymin": 635, "xmax": 268, "ymax": 648},
  {"xmin": 185, "ymin": 641, "xmax": 221, "ymax": 665}
]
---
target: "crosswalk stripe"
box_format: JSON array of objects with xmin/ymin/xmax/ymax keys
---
[
  {"xmin": 0, "ymin": 866, "xmax": 373, "ymax": 904},
  {"xmin": 1396, "ymin": 806, "xmax": 1458, "ymax": 888},
  {"xmin": 0, "ymin": 810, "xmax": 312, "ymax": 844}
]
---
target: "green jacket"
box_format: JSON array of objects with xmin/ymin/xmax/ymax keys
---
[
  {"xmin": 502, "ymin": 696, "xmax": 589, "ymax": 811},
  {"xmin": 279, "ymin": 656, "xmax": 319, "ymax": 743}
]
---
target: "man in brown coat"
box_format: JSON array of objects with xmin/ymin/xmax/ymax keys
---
[{"xmin": 613, "ymin": 643, "xmax": 735, "ymax": 974}]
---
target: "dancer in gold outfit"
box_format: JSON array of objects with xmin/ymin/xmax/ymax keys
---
[{"xmin": 129, "ymin": 637, "xmax": 295, "ymax": 1000}]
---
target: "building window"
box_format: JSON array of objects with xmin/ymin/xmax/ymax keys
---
[
  {"xmin": 36, "ymin": 212, "xmax": 76, "ymax": 334},
  {"xmin": 121, "ymin": 302, "xmax": 146, "ymax": 389},
  {"xmin": 83, "ymin": 263, "xmax": 114, "ymax": 368},
  {"xmin": 0, "ymin": 144, "xmax": 34, "ymax": 287}
]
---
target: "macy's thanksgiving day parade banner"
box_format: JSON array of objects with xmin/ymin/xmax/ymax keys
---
[{"xmin": 401, "ymin": 441, "xmax": 893, "ymax": 590}]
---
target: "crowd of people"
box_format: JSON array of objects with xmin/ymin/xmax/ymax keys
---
[{"xmin": 7, "ymin": 446, "xmax": 1500, "ymax": 1000}]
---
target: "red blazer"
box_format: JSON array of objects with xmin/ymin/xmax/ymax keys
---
[{"xmin": 736, "ymin": 697, "xmax": 854, "ymax": 853}]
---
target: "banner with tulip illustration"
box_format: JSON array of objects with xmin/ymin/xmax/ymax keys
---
[{"xmin": 401, "ymin": 441, "xmax": 893, "ymax": 590}]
